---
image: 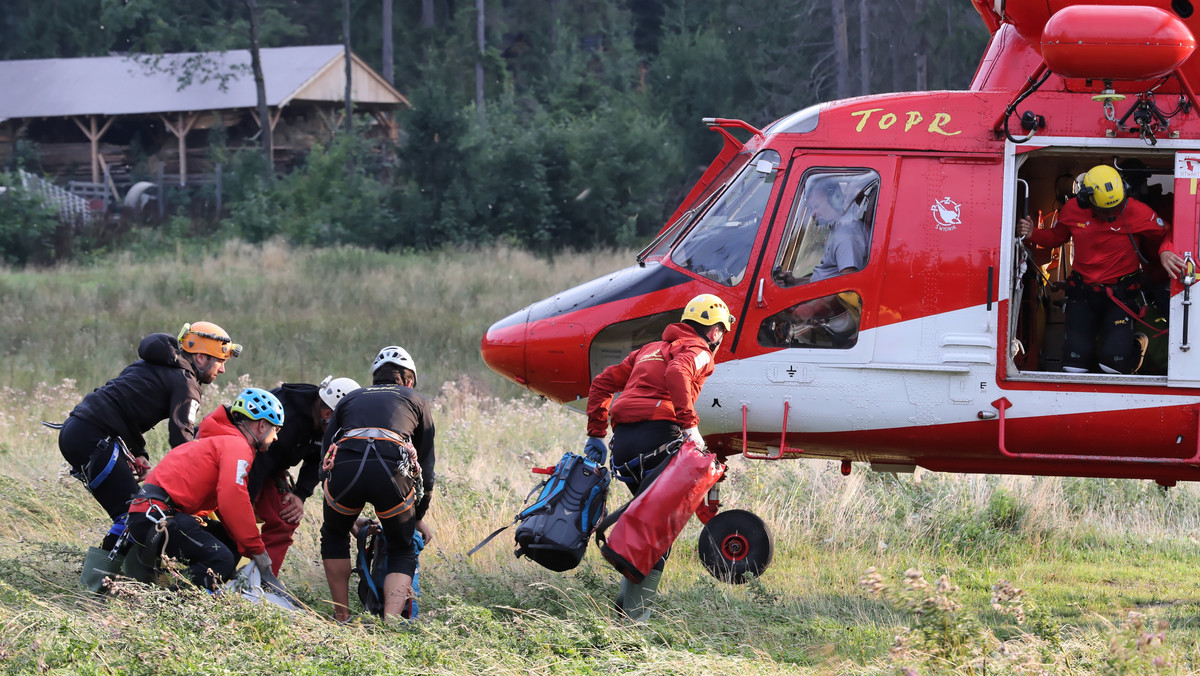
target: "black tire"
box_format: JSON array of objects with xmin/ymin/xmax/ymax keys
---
[{"xmin": 697, "ymin": 509, "xmax": 774, "ymax": 584}]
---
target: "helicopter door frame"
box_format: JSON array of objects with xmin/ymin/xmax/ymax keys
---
[
  {"xmin": 1168, "ymin": 151, "xmax": 1200, "ymax": 387},
  {"xmin": 1003, "ymin": 137, "xmax": 1200, "ymax": 385}
]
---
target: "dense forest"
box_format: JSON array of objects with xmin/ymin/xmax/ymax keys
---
[{"xmin": 0, "ymin": 1, "xmax": 990, "ymax": 261}]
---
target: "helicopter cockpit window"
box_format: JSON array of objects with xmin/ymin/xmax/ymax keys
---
[
  {"xmin": 640, "ymin": 149, "xmax": 756, "ymax": 265},
  {"xmin": 771, "ymin": 170, "xmax": 879, "ymax": 287},
  {"xmin": 670, "ymin": 150, "xmax": 781, "ymax": 286},
  {"xmin": 758, "ymin": 291, "xmax": 862, "ymax": 349}
]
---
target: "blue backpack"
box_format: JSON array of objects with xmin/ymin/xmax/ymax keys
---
[
  {"xmin": 470, "ymin": 452, "xmax": 611, "ymax": 572},
  {"xmin": 356, "ymin": 523, "xmax": 424, "ymax": 619}
]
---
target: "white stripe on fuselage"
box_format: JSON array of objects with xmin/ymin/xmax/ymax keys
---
[{"xmin": 701, "ymin": 305, "xmax": 1200, "ymax": 435}]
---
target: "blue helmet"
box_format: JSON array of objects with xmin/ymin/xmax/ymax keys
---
[{"xmin": 231, "ymin": 387, "xmax": 284, "ymax": 427}]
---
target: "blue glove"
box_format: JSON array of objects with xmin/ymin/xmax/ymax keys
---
[{"xmin": 583, "ymin": 437, "xmax": 608, "ymax": 465}]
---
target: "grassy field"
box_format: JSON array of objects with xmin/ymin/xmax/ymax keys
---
[{"xmin": 5, "ymin": 244, "xmax": 1200, "ymax": 674}]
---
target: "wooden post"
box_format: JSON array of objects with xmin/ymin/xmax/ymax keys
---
[
  {"xmin": 370, "ymin": 110, "xmax": 399, "ymax": 142},
  {"xmin": 71, "ymin": 115, "xmax": 115, "ymax": 184},
  {"xmin": 159, "ymin": 113, "xmax": 200, "ymax": 186},
  {"xmin": 248, "ymin": 108, "xmax": 283, "ymax": 159},
  {"xmin": 98, "ymin": 154, "xmax": 122, "ymax": 207}
]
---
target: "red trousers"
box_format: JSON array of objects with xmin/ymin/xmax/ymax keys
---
[{"xmin": 254, "ymin": 478, "xmax": 302, "ymax": 576}]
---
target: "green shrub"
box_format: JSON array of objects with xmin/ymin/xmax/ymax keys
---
[{"xmin": 0, "ymin": 173, "xmax": 61, "ymax": 266}]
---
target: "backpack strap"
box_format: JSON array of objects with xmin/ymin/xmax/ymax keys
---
[
  {"xmin": 467, "ymin": 519, "xmax": 518, "ymax": 557},
  {"xmin": 593, "ymin": 500, "xmax": 631, "ymax": 547},
  {"xmin": 357, "ymin": 530, "xmax": 384, "ymax": 605}
]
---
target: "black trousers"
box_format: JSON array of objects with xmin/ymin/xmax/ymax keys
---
[
  {"xmin": 320, "ymin": 449, "xmax": 418, "ymax": 577},
  {"xmin": 1063, "ymin": 275, "xmax": 1143, "ymax": 374},
  {"xmin": 58, "ymin": 416, "xmax": 139, "ymax": 549},
  {"xmin": 126, "ymin": 510, "xmax": 237, "ymax": 590},
  {"xmin": 610, "ymin": 419, "xmax": 683, "ymax": 571}
]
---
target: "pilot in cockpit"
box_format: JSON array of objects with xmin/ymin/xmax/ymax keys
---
[
  {"xmin": 762, "ymin": 178, "xmax": 873, "ymax": 348},
  {"xmin": 809, "ymin": 181, "xmax": 871, "ymax": 282},
  {"xmin": 774, "ymin": 178, "xmax": 872, "ymax": 286}
]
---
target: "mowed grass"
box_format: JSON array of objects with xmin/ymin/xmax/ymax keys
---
[{"xmin": 4, "ymin": 244, "xmax": 1200, "ymax": 673}]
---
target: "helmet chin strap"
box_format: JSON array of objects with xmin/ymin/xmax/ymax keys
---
[
  {"xmin": 189, "ymin": 353, "xmax": 215, "ymax": 381},
  {"xmin": 243, "ymin": 421, "xmax": 269, "ymax": 452}
]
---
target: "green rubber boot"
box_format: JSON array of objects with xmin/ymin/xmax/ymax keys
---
[
  {"xmin": 619, "ymin": 569, "xmax": 662, "ymax": 622},
  {"xmin": 121, "ymin": 545, "xmax": 157, "ymax": 583},
  {"xmin": 615, "ymin": 578, "xmax": 631, "ymax": 614},
  {"xmin": 80, "ymin": 546, "xmax": 124, "ymax": 593}
]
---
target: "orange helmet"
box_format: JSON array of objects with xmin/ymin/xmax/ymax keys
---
[{"xmin": 177, "ymin": 321, "xmax": 242, "ymax": 360}]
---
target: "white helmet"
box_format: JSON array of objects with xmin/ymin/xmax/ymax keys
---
[
  {"xmin": 373, "ymin": 345, "xmax": 417, "ymax": 385},
  {"xmin": 318, "ymin": 375, "xmax": 360, "ymax": 410}
]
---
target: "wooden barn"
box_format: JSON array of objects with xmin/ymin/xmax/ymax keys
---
[{"xmin": 0, "ymin": 45, "xmax": 409, "ymax": 206}]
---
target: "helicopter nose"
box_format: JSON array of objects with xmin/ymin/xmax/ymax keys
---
[{"xmin": 481, "ymin": 308, "xmax": 530, "ymax": 387}]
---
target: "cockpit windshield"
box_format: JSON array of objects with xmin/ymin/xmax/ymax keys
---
[{"xmin": 669, "ymin": 150, "xmax": 782, "ymax": 286}]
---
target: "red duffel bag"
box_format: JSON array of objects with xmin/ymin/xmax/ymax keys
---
[{"xmin": 599, "ymin": 439, "xmax": 725, "ymax": 583}]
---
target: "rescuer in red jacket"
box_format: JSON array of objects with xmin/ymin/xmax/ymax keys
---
[
  {"xmin": 124, "ymin": 388, "xmax": 284, "ymax": 590},
  {"xmin": 1018, "ymin": 164, "xmax": 1186, "ymax": 374},
  {"xmin": 584, "ymin": 293, "xmax": 734, "ymax": 621}
]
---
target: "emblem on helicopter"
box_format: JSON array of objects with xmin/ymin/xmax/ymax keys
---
[{"xmin": 930, "ymin": 197, "xmax": 961, "ymax": 231}]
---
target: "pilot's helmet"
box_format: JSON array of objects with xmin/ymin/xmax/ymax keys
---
[{"xmin": 811, "ymin": 181, "xmax": 850, "ymax": 224}]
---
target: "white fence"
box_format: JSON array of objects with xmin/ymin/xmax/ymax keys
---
[{"xmin": 18, "ymin": 169, "xmax": 97, "ymax": 224}]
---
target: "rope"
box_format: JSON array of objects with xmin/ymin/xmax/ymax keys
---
[{"xmin": 153, "ymin": 518, "xmax": 170, "ymax": 569}]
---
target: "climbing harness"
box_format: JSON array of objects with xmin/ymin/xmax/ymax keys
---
[
  {"xmin": 611, "ymin": 438, "xmax": 683, "ymax": 486},
  {"xmin": 322, "ymin": 428, "xmax": 422, "ymax": 519}
]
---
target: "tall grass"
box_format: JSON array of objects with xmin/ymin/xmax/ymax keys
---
[
  {"xmin": 5, "ymin": 243, "xmax": 1200, "ymax": 673},
  {"xmin": 0, "ymin": 241, "xmax": 630, "ymax": 395}
]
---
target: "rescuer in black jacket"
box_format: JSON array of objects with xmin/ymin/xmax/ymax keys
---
[
  {"xmin": 244, "ymin": 377, "xmax": 359, "ymax": 576},
  {"xmin": 57, "ymin": 322, "xmax": 240, "ymax": 551},
  {"xmin": 319, "ymin": 345, "xmax": 435, "ymax": 621}
]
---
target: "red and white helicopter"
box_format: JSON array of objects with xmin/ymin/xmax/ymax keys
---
[{"xmin": 482, "ymin": 0, "xmax": 1200, "ymax": 582}]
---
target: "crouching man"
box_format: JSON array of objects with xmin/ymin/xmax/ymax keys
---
[
  {"xmin": 125, "ymin": 388, "xmax": 284, "ymax": 590},
  {"xmin": 245, "ymin": 377, "xmax": 361, "ymax": 576}
]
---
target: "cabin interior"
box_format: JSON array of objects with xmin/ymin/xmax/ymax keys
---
[{"xmin": 1011, "ymin": 149, "xmax": 1175, "ymax": 380}]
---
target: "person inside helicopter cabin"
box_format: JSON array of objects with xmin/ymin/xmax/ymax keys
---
[
  {"xmin": 57, "ymin": 321, "xmax": 239, "ymax": 556},
  {"xmin": 584, "ymin": 293, "xmax": 734, "ymax": 622},
  {"xmin": 1017, "ymin": 164, "xmax": 1185, "ymax": 374}
]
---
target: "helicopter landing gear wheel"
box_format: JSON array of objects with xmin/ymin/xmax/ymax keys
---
[{"xmin": 697, "ymin": 509, "xmax": 773, "ymax": 584}]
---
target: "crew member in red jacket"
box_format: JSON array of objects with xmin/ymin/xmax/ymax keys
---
[
  {"xmin": 124, "ymin": 388, "xmax": 284, "ymax": 590},
  {"xmin": 584, "ymin": 293, "xmax": 734, "ymax": 621},
  {"xmin": 1018, "ymin": 164, "xmax": 1186, "ymax": 374}
]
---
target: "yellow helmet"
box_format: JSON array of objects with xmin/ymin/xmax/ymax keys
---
[
  {"xmin": 682, "ymin": 294, "xmax": 734, "ymax": 330},
  {"xmin": 178, "ymin": 321, "xmax": 242, "ymax": 360},
  {"xmin": 1080, "ymin": 165, "xmax": 1126, "ymax": 210}
]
